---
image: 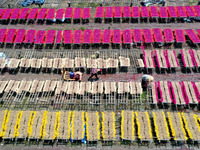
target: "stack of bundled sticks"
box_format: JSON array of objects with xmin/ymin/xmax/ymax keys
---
[
  {"xmin": 3, "ymin": 57, "xmax": 132, "ymax": 72},
  {"xmin": 129, "ymin": 81, "xmax": 142, "ymax": 95},
  {"xmin": 181, "ymin": 113, "xmax": 200, "ymax": 141},
  {"xmin": 181, "ymin": 49, "xmax": 200, "ymax": 68},
  {"xmin": 118, "ymin": 82, "xmax": 129, "ymax": 94},
  {"xmin": 11, "ymin": 81, "xmax": 21, "ymax": 93},
  {"xmin": 42, "ymin": 80, "xmax": 51, "ymax": 92},
  {"xmin": 171, "ymin": 82, "xmax": 185, "ymax": 105},
  {"xmin": 29, "ymin": 111, "xmax": 44, "ymax": 139},
  {"xmin": 62, "ymin": 58, "xmax": 74, "ymax": 69},
  {"xmin": 43, "ymin": 112, "xmax": 57, "ymax": 140},
  {"xmin": 31, "ymin": 58, "xmax": 42, "ymax": 70},
  {"xmin": 183, "ymin": 81, "xmax": 199, "ymax": 104},
  {"xmin": 75, "ymin": 57, "xmax": 86, "ymax": 68},
  {"xmin": 54, "ymin": 81, "xmax": 63, "ymax": 96},
  {"xmin": 90, "ymin": 82, "xmax": 104, "ymax": 95},
  {"xmin": 151, "ymin": 81, "xmax": 200, "ymax": 105},
  {"xmin": 107, "ymin": 58, "xmax": 119, "ymax": 68},
  {"xmin": 104, "ymin": 82, "xmax": 116, "ymax": 95},
  {"xmin": 152, "ymin": 111, "xmax": 170, "ymax": 141},
  {"xmin": 66, "ymin": 82, "xmax": 74, "ymax": 95},
  {"xmin": 154, "ymin": 50, "xmax": 167, "ymax": 69},
  {"xmin": 57, "ymin": 111, "xmax": 71, "ymax": 140},
  {"xmin": 4, "ymin": 80, "xmax": 15, "ymax": 93},
  {"xmin": 151, "ymin": 82, "xmax": 159, "ymax": 104},
  {"xmin": 87, "ymin": 58, "xmax": 120, "ymax": 69},
  {"xmin": 96, "ymin": 58, "xmax": 107, "ymax": 69},
  {"xmin": 16, "ymin": 80, "xmax": 27, "ymax": 94},
  {"xmin": 36, "ymin": 80, "xmax": 45, "ymax": 93},
  {"xmin": 0, "ymin": 81, "xmax": 8, "ymax": 94},
  {"xmin": 0, "ymin": 58, "xmax": 7, "ymax": 69},
  {"xmin": 119, "ymin": 56, "xmax": 130, "ymax": 67},
  {"xmin": 71, "ymin": 111, "xmax": 85, "ymax": 140},
  {"xmin": 7, "ymin": 58, "xmax": 20, "ymax": 69},
  {"xmin": 143, "ymin": 50, "xmax": 154, "ymax": 68},
  {"xmin": 165, "ymin": 50, "xmax": 179, "ymax": 68},
  {"xmin": 17, "ymin": 111, "xmax": 32, "ymax": 138},
  {"xmin": 16, "ymin": 80, "xmax": 32, "ymax": 94},
  {"xmin": 19, "ymin": 58, "xmax": 31, "ymax": 68},
  {"xmin": 102, "ymin": 112, "xmax": 116, "ymax": 141},
  {"xmin": 154, "ymin": 81, "xmax": 171, "ymax": 104},
  {"xmin": 42, "ymin": 58, "xmax": 53, "ymax": 69},
  {"xmin": 135, "ymin": 112, "xmax": 152, "ymax": 141},
  {"xmin": 29, "ymin": 80, "xmax": 39, "ymax": 94},
  {"xmin": 137, "ymin": 59, "xmax": 145, "ymax": 68},
  {"xmin": 53, "ymin": 58, "xmax": 63, "ymax": 70},
  {"xmin": 121, "ymin": 111, "xmax": 135, "ymax": 141},
  {"xmin": 4, "ymin": 111, "xmax": 19, "ymax": 139},
  {"xmin": 167, "ymin": 112, "xmax": 187, "ymax": 141},
  {"xmin": 86, "ymin": 112, "xmax": 100, "ymax": 141},
  {"xmin": 77, "ymin": 82, "xmax": 86, "ymax": 95},
  {"xmin": 87, "ymin": 58, "xmax": 97, "ymax": 68},
  {"xmin": 0, "ymin": 110, "xmax": 7, "ymax": 137}
]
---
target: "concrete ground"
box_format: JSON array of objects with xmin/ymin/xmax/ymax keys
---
[
  {"xmin": 2, "ymin": 71, "xmax": 200, "ymax": 82},
  {"xmin": 0, "ymin": 143, "xmax": 196, "ymax": 150}
]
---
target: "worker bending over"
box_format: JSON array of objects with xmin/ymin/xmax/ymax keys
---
[
  {"xmin": 61, "ymin": 69, "xmax": 82, "ymax": 81},
  {"xmin": 74, "ymin": 71, "xmax": 82, "ymax": 81},
  {"xmin": 141, "ymin": 75, "xmax": 154, "ymax": 91}
]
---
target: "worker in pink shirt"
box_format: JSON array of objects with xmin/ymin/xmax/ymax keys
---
[{"xmin": 88, "ymin": 67, "xmax": 99, "ymax": 81}]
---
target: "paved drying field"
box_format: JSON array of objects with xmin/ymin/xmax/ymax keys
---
[{"xmin": 2, "ymin": 71, "xmax": 200, "ymax": 82}]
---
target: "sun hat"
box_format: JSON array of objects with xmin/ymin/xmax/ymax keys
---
[{"xmin": 149, "ymin": 76, "xmax": 154, "ymax": 82}]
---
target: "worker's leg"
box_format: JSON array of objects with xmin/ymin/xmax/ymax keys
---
[
  {"xmin": 141, "ymin": 79, "xmax": 147, "ymax": 91},
  {"xmin": 88, "ymin": 74, "xmax": 95, "ymax": 81},
  {"xmin": 94, "ymin": 73, "xmax": 99, "ymax": 79}
]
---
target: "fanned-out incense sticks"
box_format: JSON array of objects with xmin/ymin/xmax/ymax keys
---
[
  {"xmin": 86, "ymin": 112, "xmax": 100, "ymax": 141},
  {"xmin": 135, "ymin": 111, "xmax": 153, "ymax": 141},
  {"xmin": 102, "ymin": 112, "xmax": 116, "ymax": 141},
  {"xmin": 121, "ymin": 111, "xmax": 135, "ymax": 141}
]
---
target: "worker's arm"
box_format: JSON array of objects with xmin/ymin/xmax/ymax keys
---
[{"xmin": 79, "ymin": 73, "xmax": 82, "ymax": 81}]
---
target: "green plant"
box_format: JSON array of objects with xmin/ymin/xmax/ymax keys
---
[
  {"xmin": 89, "ymin": 3, "xmax": 99, "ymax": 7},
  {"xmin": 141, "ymin": 91, "xmax": 147, "ymax": 103},
  {"xmin": 79, "ymin": 27, "xmax": 85, "ymax": 31},
  {"xmin": 22, "ymin": 98, "xmax": 28, "ymax": 105},
  {"xmin": 73, "ymin": 3, "xmax": 86, "ymax": 8}
]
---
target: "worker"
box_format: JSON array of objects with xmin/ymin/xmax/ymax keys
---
[
  {"xmin": 74, "ymin": 71, "xmax": 82, "ymax": 81},
  {"xmin": 141, "ymin": 75, "xmax": 154, "ymax": 91},
  {"xmin": 96, "ymin": 51, "xmax": 100, "ymax": 58},
  {"xmin": 88, "ymin": 67, "xmax": 99, "ymax": 81},
  {"xmin": 69, "ymin": 71, "xmax": 75, "ymax": 79}
]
